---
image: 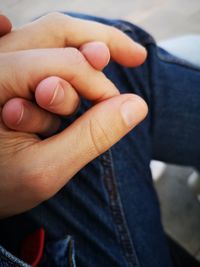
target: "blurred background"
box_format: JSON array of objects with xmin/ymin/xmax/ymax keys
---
[
  {"xmin": 1, "ymin": 0, "xmax": 200, "ymax": 40},
  {"xmin": 1, "ymin": 0, "xmax": 200, "ymax": 262}
]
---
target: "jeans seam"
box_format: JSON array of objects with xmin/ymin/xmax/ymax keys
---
[
  {"xmin": 101, "ymin": 150, "xmax": 140, "ymax": 267},
  {"xmin": 0, "ymin": 250, "xmax": 30, "ymax": 267},
  {"xmin": 68, "ymin": 237, "xmax": 76, "ymax": 267},
  {"xmin": 0, "ymin": 255, "xmax": 17, "ymax": 266}
]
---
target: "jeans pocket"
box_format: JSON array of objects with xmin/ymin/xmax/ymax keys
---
[{"xmin": 39, "ymin": 235, "xmax": 76, "ymax": 267}]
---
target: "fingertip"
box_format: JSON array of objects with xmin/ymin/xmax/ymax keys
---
[
  {"xmin": 36, "ymin": 76, "xmax": 80, "ymax": 115},
  {"xmin": 120, "ymin": 94, "xmax": 148, "ymax": 127},
  {"xmin": 80, "ymin": 41, "xmax": 111, "ymax": 70},
  {"xmin": 109, "ymin": 27, "xmax": 147, "ymax": 67},
  {"xmin": 123, "ymin": 42, "xmax": 147, "ymax": 67},
  {"xmin": 35, "ymin": 77, "xmax": 59, "ymax": 107},
  {"xmin": 0, "ymin": 14, "xmax": 12, "ymax": 36},
  {"xmin": 2, "ymin": 98, "xmax": 61, "ymax": 135},
  {"xmin": 132, "ymin": 43, "xmax": 148, "ymax": 66},
  {"xmin": 2, "ymin": 99, "xmax": 23, "ymax": 127}
]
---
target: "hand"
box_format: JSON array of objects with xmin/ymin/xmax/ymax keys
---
[
  {"xmin": 0, "ymin": 12, "xmax": 146, "ymax": 66},
  {"xmin": 0, "ymin": 46, "xmax": 148, "ymax": 218},
  {"xmin": 2, "ymin": 42, "xmax": 113, "ymax": 136},
  {"xmin": 1, "ymin": 12, "xmax": 147, "ymax": 135}
]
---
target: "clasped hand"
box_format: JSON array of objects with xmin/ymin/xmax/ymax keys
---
[{"xmin": 0, "ymin": 12, "xmax": 147, "ymax": 218}]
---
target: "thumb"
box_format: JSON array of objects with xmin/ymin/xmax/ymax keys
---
[{"xmin": 26, "ymin": 94, "xmax": 148, "ymax": 199}]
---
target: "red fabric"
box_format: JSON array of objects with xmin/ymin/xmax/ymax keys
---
[{"xmin": 20, "ymin": 228, "xmax": 45, "ymax": 267}]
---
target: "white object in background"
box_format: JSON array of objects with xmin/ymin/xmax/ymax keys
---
[
  {"xmin": 159, "ymin": 35, "xmax": 200, "ymax": 67},
  {"xmin": 187, "ymin": 170, "xmax": 200, "ymax": 203},
  {"xmin": 150, "ymin": 160, "xmax": 166, "ymax": 182}
]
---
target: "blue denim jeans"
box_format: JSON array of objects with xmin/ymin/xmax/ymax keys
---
[{"xmin": 0, "ymin": 13, "xmax": 200, "ymax": 267}]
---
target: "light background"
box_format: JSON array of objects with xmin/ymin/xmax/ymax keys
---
[{"xmin": 1, "ymin": 0, "xmax": 200, "ymax": 40}]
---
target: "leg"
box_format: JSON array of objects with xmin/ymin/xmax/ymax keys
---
[
  {"xmin": 0, "ymin": 16, "xmax": 171, "ymax": 267},
  {"xmin": 152, "ymin": 38, "xmax": 200, "ymax": 166},
  {"xmin": 1, "ymin": 14, "xmax": 199, "ymax": 267}
]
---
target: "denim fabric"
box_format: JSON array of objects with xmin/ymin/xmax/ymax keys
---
[
  {"xmin": 0, "ymin": 13, "xmax": 200, "ymax": 267},
  {"xmin": 40, "ymin": 236, "xmax": 76, "ymax": 267},
  {"xmin": 0, "ymin": 245, "xmax": 30, "ymax": 267},
  {"xmin": 0, "ymin": 236, "xmax": 75, "ymax": 267}
]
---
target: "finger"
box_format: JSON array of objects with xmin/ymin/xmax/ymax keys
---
[
  {"xmin": 2, "ymin": 98, "xmax": 60, "ymax": 136},
  {"xmin": 24, "ymin": 94, "xmax": 148, "ymax": 199},
  {"xmin": 35, "ymin": 76, "xmax": 80, "ymax": 115},
  {"xmin": 0, "ymin": 14, "xmax": 12, "ymax": 37},
  {"xmin": 80, "ymin": 42, "xmax": 110, "ymax": 70},
  {"xmin": 0, "ymin": 48, "xmax": 119, "ymax": 106},
  {"xmin": 0, "ymin": 93, "xmax": 147, "ymax": 217},
  {"xmin": 0, "ymin": 12, "xmax": 147, "ymax": 67}
]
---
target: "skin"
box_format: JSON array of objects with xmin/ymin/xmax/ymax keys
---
[
  {"xmin": 0, "ymin": 14, "xmax": 12, "ymax": 37},
  {"xmin": 1, "ymin": 13, "xmax": 147, "ymax": 135},
  {"xmin": 0, "ymin": 13, "xmax": 148, "ymax": 218}
]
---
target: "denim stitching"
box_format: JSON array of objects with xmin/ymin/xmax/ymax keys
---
[
  {"xmin": 0, "ymin": 246, "xmax": 30, "ymax": 267},
  {"xmin": 101, "ymin": 150, "xmax": 140, "ymax": 267},
  {"xmin": 0, "ymin": 254, "xmax": 17, "ymax": 266},
  {"xmin": 68, "ymin": 237, "xmax": 76, "ymax": 267}
]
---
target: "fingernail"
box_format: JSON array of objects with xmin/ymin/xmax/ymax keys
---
[
  {"xmin": 16, "ymin": 103, "xmax": 24, "ymax": 125},
  {"xmin": 49, "ymin": 83, "xmax": 64, "ymax": 106},
  {"xmin": 121, "ymin": 99, "xmax": 143, "ymax": 127}
]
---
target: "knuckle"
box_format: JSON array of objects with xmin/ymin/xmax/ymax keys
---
[
  {"xmin": 89, "ymin": 117, "xmax": 112, "ymax": 156},
  {"xmin": 39, "ymin": 13, "xmax": 71, "ymax": 45},
  {"xmin": 44, "ymin": 12, "xmax": 68, "ymax": 22},
  {"xmin": 40, "ymin": 12, "xmax": 73, "ymax": 47}
]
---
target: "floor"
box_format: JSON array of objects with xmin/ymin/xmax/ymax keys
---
[{"xmin": 1, "ymin": 0, "xmax": 200, "ymax": 262}]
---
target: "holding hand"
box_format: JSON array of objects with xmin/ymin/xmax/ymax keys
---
[
  {"xmin": 0, "ymin": 13, "xmax": 148, "ymax": 218},
  {"xmin": 1, "ymin": 12, "xmax": 147, "ymax": 134}
]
